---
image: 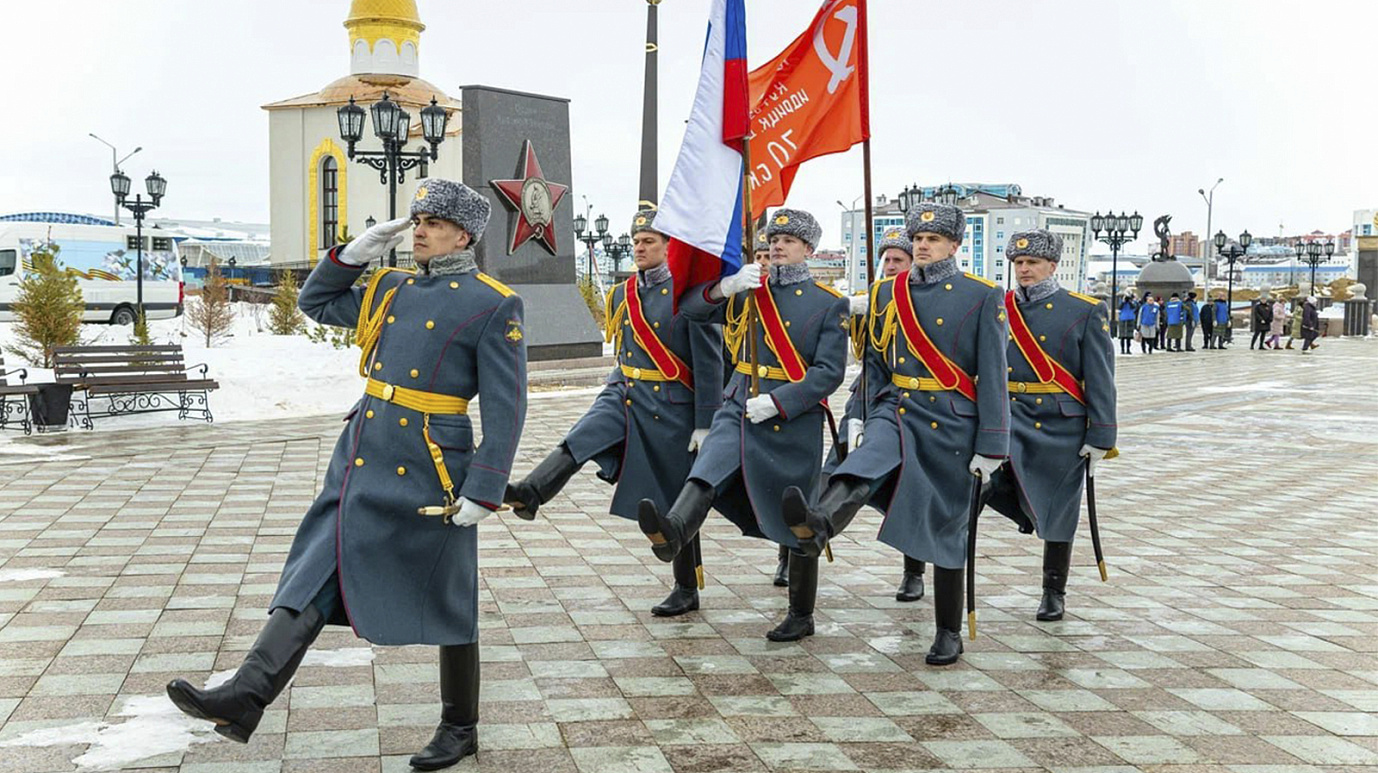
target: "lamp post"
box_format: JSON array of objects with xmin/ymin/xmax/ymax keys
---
[
  {"xmin": 110, "ymin": 168, "xmax": 167, "ymax": 322},
  {"xmin": 604, "ymin": 233, "xmax": 632, "ymax": 276},
  {"xmin": 1090, "ymin": 211, "xmax": 1143, "ymax": 303},
  {"xmin": 896, "ymin": 183, "xmax": 920, "ymax": 214},
  {"xmin": 1213, "ymin": 229, "xmax": 1252, "ymax": 336},
  {"xmin": 90, "ymin": 134, "xmax": 142, "ymax": 225},
  {"xmin": 574, "ymin": 212, "xmax": 609, "ymax": 284},
  {"xmin": 337, "ymin": 92, "xmax": 450, "ymax": 267},
  {"xmin": 1198, "ymin": 177, "xmax": 1222, "ymax": 294},
  {"xmin": 1300, "ymin": 239, "xmax": 1336, "ymax": 294},
  {"xmin": 836, "ymin": 195, "xmax": 863, "ymax": 291}
]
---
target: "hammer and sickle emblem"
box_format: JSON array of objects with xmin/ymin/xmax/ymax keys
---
[{"xmin": 813, "ymin": 2, "xmax": 858, "ymax": 95}]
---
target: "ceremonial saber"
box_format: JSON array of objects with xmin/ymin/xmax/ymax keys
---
[
  {"xmin": 966, "ymin": 474, "xmax": 981, "ymax": 640},
  {"xmin": 1085, "ymin": 465, "xmax": 1107, "ymax": 582}
]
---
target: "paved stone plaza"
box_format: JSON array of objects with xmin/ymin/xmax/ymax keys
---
[{"xmin": 1, "ymin": 339, "xmax": 1377, "ymax": 773}]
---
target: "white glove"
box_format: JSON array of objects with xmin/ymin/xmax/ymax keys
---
[
  {"xmin": 687, "ymin": 428, "xmax": 710, "ymax": 453},
  {"xmin": 845, "ymin": 418, "xmax": 864, "ymax": 449},
  {"xmin": 339, "ymin": 217, "xmax": 409, "ymax": 266},
  {"xmin": 968, "ymin": 454, "xmax": 1004, "ymax": 480},
  {"xmin": 1080, "ymin": 444, "xmax": 1110, "ymax": 478},
  {"xmin": 848, "ymin": 294, "xmax": 869, "ymax": 316},
  {"xmin": 718, "ymin": 263, "xmax": 764, "ymax": 297},
  {"xmin": 745, "ymin": 394, "xmax": 779, "ymax": 424},
  {"xmin": 449, "ymin": 497, "xmax": 493, "ymax": 528}
]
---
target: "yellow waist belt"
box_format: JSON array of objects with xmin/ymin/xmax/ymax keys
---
[
  {"xmin": 365, "ymin": 378, "xmax": 470, "ymax": 414},
  {"xmin": 1008, "ymin": 381, "xmax": 1068, "ymax": 395},
  {"xmin": 620, "ymin": 363, "xmax": 671, "ymax": 382},
  {"xmin": 735, "ymin": 360, "xmax": 791, "ymax": 382},
  {"xmin": 891, "ymin": 374, "xmax": 952, "ymax": 391}
]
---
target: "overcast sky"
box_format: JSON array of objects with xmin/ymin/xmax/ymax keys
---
[{"xmin": 4, "ymin": 0, "xmax": 1374, "ymax": 254}]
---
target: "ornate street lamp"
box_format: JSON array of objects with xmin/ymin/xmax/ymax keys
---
[
  {"xmin": 336, "ymin": 91, "xmax": 451, "ymax": 266},
  {"xmin": 1300, "ymin": 239, "xmax": 1336, "ymax": 293},
  {"xmin": 1091, "ymin": 210, "xmax": 1142, "ymax": 302},
  {"xmin": 574, "ymin": 212, "xmax": 609, "ymax": 283},
  {"xmin": 109, "ymin": 167, "xmax": 169, "ymax": 322},
  {"xmin": 1213, "ymin": 229, "xmax": 1251, "ymax": 340},
  {"xmin": 606, "ymin": 232, "xmax": 633, "ymax": 275}
]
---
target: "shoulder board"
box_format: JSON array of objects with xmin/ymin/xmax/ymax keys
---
[
  {"xmin": 475, "ymin": 272, "xmax": 516, "ymax": 298},
  {"xmin": 874, "ymin": 274, "xmax": 899, "ymax": 291},
  {"xmin": 963, "ymin": 272, "xmax": 997, "ymax": 288},
  {"xmin": 815, "ymin": 282, "xmax": 843, "ymax": 298},
  {"xmin": 369, "ymin": 266, "xmax": 417, "ymax": 283},
  {"xmin": 1068, "ymin": 291, "xmax": 1100, "ymax": 305}
]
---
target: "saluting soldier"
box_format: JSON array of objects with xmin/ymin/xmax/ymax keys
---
[
  {"xmin": 638, "ymin": 208, "xmax": 850, "ymax": 641},
  {"xmin": 783, "ymin": 202, "xmax": 1009, "ymax": 666},
  {"xmin": 503, "ymin": 211, "xmax": 723, "ymax": 617},
  {"xmin": 166, "ymin": 180, "xmax": 527, "ymax": 772},
  {"xmin": 986, "ymin": 229, "xmax": 1117, "ymax": 621},
  {"xmin": 826, "ymin": 230, "xmax": 926, "ymax": 602}
]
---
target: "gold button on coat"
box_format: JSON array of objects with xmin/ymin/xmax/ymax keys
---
[
  {"xmin": 426, "ymin": 320, "xmax": 435, "ymax": 329},
  {"xmin": 450, "ymin": 281, "xmax": 459, "ymax": 289},
  {"xmin": 661, "ymin": 288, "xmax": 668, "ymax": 295},
  {"xmin": 1046, "ymin": 303, "xmax": 1054, "ymax": 309},
  {"xmin": 406, "ymin": 278, "xmax": 415, "ymax": 285},
  {"xmin": 1039, "ymin": 335, "xmax": 1047, "ymax": 342},
  {"xmin": 397, "ymin": 467, "xmax": 406, "ymax": 476},
  {"xmin": 935, "ymin": 318, "xmax": 944, "ymax": 325},
  {"xmin": 1035, "ymin": 422, "xmax": 1043, "ymax": 429},
  {"xmin": 945, "ymin": 283, "xmax": 953, "ymax": 290},
  {"xmin": 410, "ymin": 369, "xmax": 420, "ymax": 378},
  {"xmin": 930, "ymin": 421, "xmax": 938, "ymax": 429},
  {"xmin": 773, "ymin": 425, "xmax": 781, "ymax": 431},
  {"xmin": 899, "ymin": 408, "xmax": 907, "ymax": 415},
  {"xmin": 354, "ymin": 457, "xmax": 364, "ymax": 466},
  {"xmin": 373, "ymin": 362, "xmax": 382, "ymax": 371},
  {"xmin": 387, "ymin": 315, "xmax": 395, "ymax": 324},
  {"xmin": 625, "ymin": 399, "xmax": 632, "ymax": 406},
  {"xmin": 795, "ymin": 289, "xmax": 803, "ymax": 295},
  {"xmin": 365, "ymin": 410, "xmax": 374, "ymax": 419},
  {"xmin": 399, "ymin": 417, "xmax": 408, "ymax": 427}
]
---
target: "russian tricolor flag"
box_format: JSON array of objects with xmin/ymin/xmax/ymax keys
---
[{"xmin": 655, "ymin": 0, "xmax": 749, "ymax": 304}]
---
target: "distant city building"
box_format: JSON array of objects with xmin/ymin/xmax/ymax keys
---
[
  {"xmin": 840, "ymin": 184, "xmax": 1092, "ymax": 291},
  {"xmin": 1167, "ymin": 230, "xmax": 1200, "ymax": 260}
]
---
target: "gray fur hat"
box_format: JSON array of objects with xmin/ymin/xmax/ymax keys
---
[
  {"xmin": 905, "ymin": 202, "xmax": 965, "ymax": 243},
  {"xmin": 630, "ymin": 210, "xmax": 662, "ymax": 237},
  {"xmin": 765, "ymin": 208, "xmax": 821, "ymax": 250},
  {"xmin": 1006, "ymin": 229, "xmax": 1063, "ymax": 262},
  {"xmin": 410, "ymin": 179, "xmax": 491, "ymax": 243},
  {"xmin": 877, "ymin": 228, "xmax": 912, "ymax": 257},
  {"xmin": 754, "ymin": 227, "xmax": 770, "ymax": 253}
]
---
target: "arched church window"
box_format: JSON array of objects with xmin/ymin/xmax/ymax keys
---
[{"xmin": 321, "ymin": 156, "xmax": 339, "ymax": 249}]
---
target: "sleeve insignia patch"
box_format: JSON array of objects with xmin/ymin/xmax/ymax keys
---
[{"xmin": 505, "ymin": 320, "xmax": 524, "ymax": 344}]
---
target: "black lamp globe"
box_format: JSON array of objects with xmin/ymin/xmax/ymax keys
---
[
  {"xmin": 337, "ymin": 97, "xmax": 366, "ymax": 144},
  {"xmin": 595, "ymin": 213, "xmax": 609, "ymax": 236},
  {"xmin": 618, "ymin": 233, "xmax": 631, "ymax": 249},
  {"xmin": 370, "ymin": 92, "xmax": 401, "ymax": 141},
  {"xmin": 1324, "ymin": 241, "xmax": 1336, "ymax": 258},
  {"xmin": 420, "ymin": 97, "xmax": 448, "ymax": 146},
  {"xmin": 1090, "ymin": 212, "xmax": 1105, "ymax": 235},
  {"xmin": 1239, "ymin": 230, "xmax": 1252, "ymax": 250},
  {"xmin": 110, "ymin": 170, "xmax": 131, "ymax": 201},
  {"xmin": 1129, "ymin": 211, "xmax": 1144, "ymax": 234},
  {"xmin": 145, "ymin": 170, "xmax": 167, "ymax": 202},
  {"xmin": 573, "ymin": 213, "xmax": 587, "ymax": 236},
  {"xmin": 1214, "ymin": 230, "xmax": 1228, "ymax": 251}
]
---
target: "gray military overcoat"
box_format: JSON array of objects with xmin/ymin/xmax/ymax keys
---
[{"xmin": 270, "ymin": 252, "xmax": 527, "ymax": 645}]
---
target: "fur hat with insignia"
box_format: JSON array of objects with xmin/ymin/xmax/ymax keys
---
[
  {"xmin": 877, "ymin": 228, "xmax": 912, "ymax": 257},
  {"xmin": 410, "ymin": 179, "xmax": 492, "ymax": 244},
  {"xmin": 765, "ymin": 208, "xmax": 822, "ymax": 250},
  {"xmin": 630, "ymin": 209, "xmax": 662, "ymax": 237},
  {"xmin": 905, "ymin": 202, "xmax": 965, "ymax": 243},
  {"xmin": 1006, "ymin": 228, "xmax": 1063, "ymax": 262},
  {"xmin": 754, "ymin": 227, "xmax": 770, "ymax": 253}
]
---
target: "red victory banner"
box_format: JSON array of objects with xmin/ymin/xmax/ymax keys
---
[{"xmin": 745, "ymin": 0, "xmax": 870, "ymax": 219}]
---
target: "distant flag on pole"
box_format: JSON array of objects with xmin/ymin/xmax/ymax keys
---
[{"xmin": 654, "ymin": 0, "xmax": 749, "ymax": 306}]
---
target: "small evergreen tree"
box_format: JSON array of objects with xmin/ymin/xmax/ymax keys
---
[
  {"xmin": 131, "ymin": 308, "xmax": 152, "ymax": 345},
  {"xmin": 5, "ymin": 243, "xmax": 84, "ymax": 368},
  {"xmin": 269, "ymin": 269, "xmax": 307, "ymax": 335},
  {"xmin": 188, "ymin": 259, "xmax": 236, "ymax": 347}
]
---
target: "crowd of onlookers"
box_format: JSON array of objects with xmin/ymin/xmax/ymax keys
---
[{"xmin": 1115, "ymin": 291, "xmax": 1322, "ymax": 354}]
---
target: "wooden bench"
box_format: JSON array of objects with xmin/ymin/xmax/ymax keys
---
[
  {"xmin": 53, "ymin": 345, "xmax": 220, "ymax": 430},
  {"xmin": 0, "ymin": 355, "xmax": 38, "ymax": 435}
]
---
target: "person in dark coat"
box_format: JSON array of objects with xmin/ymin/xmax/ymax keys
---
[
  {"xmin": 828, "ymin": 230, "xmax": 926, "ymax": 602},
  {"xmin": 1250, "ymin": 297, "xmax": 1274, "ymax": 350},
  {"xmin": 1183, "ymin": 291, "xmax": 1199, "ymax": 351},
  {"xmin": 503, "ymin": 211, "xmax": 723, "ymax": 617},
  {"xmin": 982, "ymin": 230, "xmax": 1117, "ymax": 621},
  {"xmin": 1211, "ymin": 296, "xmax": 1232, "ymax": 348},
  {"xmin": 1200, "ymin": 293, "xmax": 1215, "ymax": 348},
  {"xmin": 780, "ymin": 202, "xmax": 1010, "ymax": 666},
  {"xmin": 166, "ymin": 180, "xmax": 527, "ymax": 771},
  {"xmin": 1301, "ymin": 296, "xmax": 1321, "ymax": 351},
  {"xmin": 1117, "ymin": 293, "xmax": 1137, "ymax": 354},
  {"xmin": 753, "ymin": 227, "xmax": 792, "ymax": 587},
  {"xmin": 637, "ymin": 208, "xmax": 850, "ymax": 642},
  {"xmin": 1154, "ymin": 295, "xmax": 1168, "ymax": 350}
]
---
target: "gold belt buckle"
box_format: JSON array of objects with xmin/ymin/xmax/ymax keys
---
[
  {"xmin": 632, "ymin": 367, "xmax": 642, "ymax": 380},
  {"xmin": 909, "ymin": 377, "xmax": 920, "ymax": 390},
  {"xmin": 758, "ymin": 365, "xmax": 769, "ymax": 378},
  {"xmin": 381, "ymin": 383, "xmax": 396, "ymax": 401},
  {"xmin": 1016, "ymin": 382, "xmax": 1028, "ymax": 393}
]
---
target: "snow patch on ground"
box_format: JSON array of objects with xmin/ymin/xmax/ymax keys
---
[
  {"xmin": 301, "ymin": 646, "xmax": 376, "ymax": 668},
  {"xmin": 0, "ymin": 694, "xmax": 221, "ymax": 770},
  {"xmin": 0, "ymin": 568, "xmax": 65, "ymax": 583}
]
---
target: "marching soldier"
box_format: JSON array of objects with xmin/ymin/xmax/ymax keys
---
[
  {"xmin": 782, "ymin": 202, "xmax": 1009, "ymax": 666},
  {"xmin": 503, "ymin": 211, "xmax": 724, "ymax": 617},
  {"xmin": 986, "ymin": 229, "xmax": 1117, "ymax": 621},
  {"xmin": 826, "ymin": 230, "xmax": 926, "ymax": 602},
  {"xmin": 752, "ymin": 228, "xmax": 794, "ymax": 588},
  {"xmin": 166, "ymin": 180, "xmax": 527, "ymax": 771},
  {"xmin": 638, "ymin": 208, "xmax": 850, "ymax": 641}
]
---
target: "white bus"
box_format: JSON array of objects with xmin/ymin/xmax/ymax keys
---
[{"xmin": 0, "ymin": 217, "xmax": 184, "ymax": 325}]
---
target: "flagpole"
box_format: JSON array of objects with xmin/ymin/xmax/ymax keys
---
[
  {"xmin": 862, "ymin": 139, "xmax": 875, "ymax": 287},
  {"xmin": 742, "ymin": 136, "xmax": 761, "ymax": 398}
]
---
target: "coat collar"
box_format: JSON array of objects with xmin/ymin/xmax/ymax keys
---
[
  {"xmin": 423, "ymin": 248, "xmax": 478, "ymax": 277},
  {"xmin": 1016, "ymin": 277, "xmax": 1060, "ymax": 304},
  {"xmin": 909, "ymin": 257, "xmax": 959, "ymax": 285},
  {"xmin": 639, "ymin": 262, "xmax": 671, "ymax": 287},
  {"xmin": 769, "ymin": 262, "xmax": 813, "ymax": 287}
]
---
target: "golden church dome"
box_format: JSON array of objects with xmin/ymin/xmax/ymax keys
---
[{"xmin": 345, "ymin": 0, "xmax": 425, "ymax": 33}]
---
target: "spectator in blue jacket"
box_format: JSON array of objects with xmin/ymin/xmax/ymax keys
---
[
  {"xmin": 1117, "ymin": 293, "xmax": 1137, "ymax": 354},
  {"xmin": 1164, "ymin": 293, "xmax": 1185, "ymax": 351},
  {"xmin": 1212, "ymin": 296, "xmax": 1231, "ymax": 348},
  {"xmin": 1137, "ymin": 296, "xmax": 1160, "ymax": 354}
]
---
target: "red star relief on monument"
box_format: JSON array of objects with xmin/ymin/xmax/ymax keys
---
[{"xmin": 489, "ymin": 140, "xmax": 569, "ymax": 255}]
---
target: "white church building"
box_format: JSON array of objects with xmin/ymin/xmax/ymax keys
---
[{"xmin": 262, "ymin": 0, "xmax": 461, "ymax": 266}]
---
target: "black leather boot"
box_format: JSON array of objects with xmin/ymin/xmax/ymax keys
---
[
  {"xmin": 653, "ymin": 536, "xmax": 701, "ymax": 617},
  {"xmin": 896, "ymin": 555, "xmax": 925, "ymax": 602},
  {"xmin": 767, "ymin": 551, "xmax": 817, "ymax": 641},
  {"xmin": 925, "ymin": 566, "xmax": 965, "ymax": 666},
  {"xmin": 166, "ymin": 605, "xmax": 326, "ymax": 743},
  {"xmin": 638, "ymin": 480, "xmax": 713, "ymax": 563},
  {"xmin": 503, "ymin": 445, "xmax": 580, "ymax": 520},
  {"xmin": 781, "ymin": 477, "xmax": 870, "ymax": 559},
  {"xmin": 773, "ymin": 544, "xmax": 790, "ymax": 587},
  {"xmin": 1036, "ymin": 541, "xmax": 1072, "ymax": 622},
  {"xmin": 410, "ymin": 643, "xmax": 480, "ymax": 770}
]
